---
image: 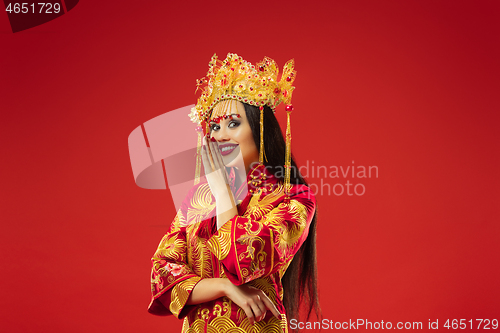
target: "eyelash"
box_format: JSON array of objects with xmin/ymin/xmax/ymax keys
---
[{"xmin": 210, "ymin": 120, "xmax": 240, "ymax": 132}]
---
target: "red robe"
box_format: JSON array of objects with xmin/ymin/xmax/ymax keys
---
[{"xmin": 148, "ymin": 164, "xmax": 316, "ymax": 332}]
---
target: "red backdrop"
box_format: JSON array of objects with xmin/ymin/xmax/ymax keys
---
[{"xmin": 1, "ymin": 1, "xmax": 499, "ymax": 332}]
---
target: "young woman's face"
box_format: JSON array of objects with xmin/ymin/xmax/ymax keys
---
[{"xmin": 209, "ymin": 100, "xmax": 258, "ymax": 172}]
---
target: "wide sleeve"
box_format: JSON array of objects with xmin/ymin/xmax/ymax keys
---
[
  {"xmin": 205, "ymin": 185, "xmax": 316, "ymax": 285},
  {"xmin": 148, "ymin": 208, "xmax": 202, "ymax": 318}
]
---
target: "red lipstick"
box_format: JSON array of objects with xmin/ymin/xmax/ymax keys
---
[{"xmin": 218, "ymin": 143, "xmax": 239, "ymax": 156}]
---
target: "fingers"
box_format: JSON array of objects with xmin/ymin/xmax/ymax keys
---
[
  {"xmin": 204, "ymin": 137, "xmax": 216, "ymax": 171},
  {"xmin": 201, "ymin": 138, "xmax": 212, "ymax": 174},
  {"xmin": 259, "ymin": 290, "xmax": 281, "ymax": 320},
  {"xmin": 225, "ymin": 283, "xmax": 281, "ymax": 325},
  {"xmin": 241, "ymin": 296, "xmax": 264, "ymax": 326},
  {"xmin": 253, "ymin": 295, "xmax": 267, "ymax": 322},
  {"xmin": 208, "ymin": 137, "xmax": 231, "ymax": 187},
  {"xmin": 241, "ymin": 303, "xmax": 256, "ymax": 326},
  {"xmin": 209, "ymin": 138, "xmax": 221, "ymax": 171},
  {"xmin": 250, "ymin": 297, "xmax": 265, "ymax": 324},
  {"xmin": 244, "ymin": 292, "xmax": 280, "ymax": 325},
  {"xmin": 211, "ymin": 139, "xmax": 230, "ymax": 185}
]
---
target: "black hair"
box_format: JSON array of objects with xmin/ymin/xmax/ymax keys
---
[{"xmin": 243, "ymin": 103, "xmax": 321, "ymax": 327}]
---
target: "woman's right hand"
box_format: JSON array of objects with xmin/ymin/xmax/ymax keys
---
[
  {"xmin": 201, "ymin": 136, "xmax": 231, "ymax": 200},
  {"xmin": 223, "ymin": 281, "xmax": 281, "ymax": 325},
  {"xmin": 201, "ymin": 136, "xmax": 238, "ymax": 229}
]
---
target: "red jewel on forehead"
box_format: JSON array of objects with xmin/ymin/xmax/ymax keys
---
[{"xmin": 209, "ymin": 113, "xmax": 240, "ymax": 124}]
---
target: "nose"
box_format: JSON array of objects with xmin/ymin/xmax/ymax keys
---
[{"xmin": 213, "ymin": 125, "xmax": 230, "ymax": 142}]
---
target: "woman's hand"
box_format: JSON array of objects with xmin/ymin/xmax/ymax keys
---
[
  {"xmin": 224, "ymin": 281, "xmax": 281, "ymax": 325},
  {"xmin": 187, "ymin": 278, "xmax": 281, "ymax": 325},
  {"xmin": 201, "ymin": 136, "xmax": 238, "ymax": 229},
  {"xmin": 201, "ymin": 136, "xmax": 233, "ymax": 200}
]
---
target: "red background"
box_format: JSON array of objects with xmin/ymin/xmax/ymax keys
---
[{"xmin": 1, "ymin": 1, "xmax": 499, "ymax": 332}]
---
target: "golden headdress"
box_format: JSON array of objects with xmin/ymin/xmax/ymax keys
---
[
  {"xmin": 190, "ymin": 53, "xmax": 296, "ymax": 197},
  {"xmin": 189, "ymin": 53, "xmax": 296, "ymax": 125}
]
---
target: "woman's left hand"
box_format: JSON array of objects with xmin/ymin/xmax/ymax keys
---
[{"xmin": 223, "ymin": 282, "xmax": 281, "ymax": 325}]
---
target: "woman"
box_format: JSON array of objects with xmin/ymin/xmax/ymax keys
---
[{"xmin": 148, "ymin": 53, "xmax": 320, "ymax": 332}]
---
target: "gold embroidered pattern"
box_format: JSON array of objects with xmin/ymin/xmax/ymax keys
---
[
  {"xmin": 262, "ymin": 199, "xmax": 308, "ymax": 256},
  {"xmin": 206, "ymin": 220, "xmax": 233, "ymax": 260},
  {"xmin": 152, "ymin": 210, "xmax": 190, "ymax": 283},
  {"xmin": 187, "ymin": 183, "xmax": 216, "ymax": 225},
  {"xmin": 244, "ymin": 183, "xmax": 285, "ymax": 220},
  {"xmin": 182, "ymin": 314, "xmax": 288, "ymax": 333},
  {"xmin": 153, "ymin": 232, "xmax": 186, "ymax": 264},
  {"xmin": 187, "ymin": 223, "xmax": 213, "ymax": 278},
  {"xmin": 249, "ymin": 278, "xmax": 279, "ymax": 303},
  {"xmin": 170, "ymin": 276, "xmax": 202, "ymax": 317}
]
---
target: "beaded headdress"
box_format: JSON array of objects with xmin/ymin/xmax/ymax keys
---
[
  {"xmin": 189, "ymin": 53, "xmax": 296, "ymax": 124},
  {"xmin": 190, "ymin": 53, "xmax": 296, "ymax": 196}
]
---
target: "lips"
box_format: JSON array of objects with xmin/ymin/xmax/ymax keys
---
[{"xmin": 219, "ymin": 143, "xmax": 239, "ymax": 156}]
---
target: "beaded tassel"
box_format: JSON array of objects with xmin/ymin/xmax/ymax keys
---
[
  {"xmin": 284, "ymin": 104, "xmax": 293, "ymax": 197},
  {"xmin": 259, "ymin": 105, "xmax": 265, "ymax": 165}
]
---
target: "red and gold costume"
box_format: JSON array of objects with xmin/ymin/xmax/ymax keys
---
[{"xmin": 148, "ymin": 164, "xmax": 316, "ymax": 332}]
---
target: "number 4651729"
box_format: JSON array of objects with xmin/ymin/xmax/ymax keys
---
[
  {"xmin": 5, "ymin": 3, "xmax": 62, "ymax": 14},
  {"xmin": 444, "ymin": 319, "xmax": 498, "ymax": 330}
]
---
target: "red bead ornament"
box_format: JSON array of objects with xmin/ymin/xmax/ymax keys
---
[{"xmin": 285, "ymin": 104, "xmax": 294, "ymax": 113}]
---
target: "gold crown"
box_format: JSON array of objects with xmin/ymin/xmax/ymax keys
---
[{"xmin": 189, "ymin": 53, "xmax": 296, "ymax": 125}]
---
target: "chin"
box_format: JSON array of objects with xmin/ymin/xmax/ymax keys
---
[{"xmin": 223, "ymin": 156, "xmax": 236, "ymax": 167}]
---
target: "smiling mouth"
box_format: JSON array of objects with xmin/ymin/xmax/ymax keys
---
[{"xmin": 219, "ymin": 143, "xmax": 239, "ymax": 156}]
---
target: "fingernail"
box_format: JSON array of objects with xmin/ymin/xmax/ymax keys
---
[{"xmin": 210, "ymin": 137, "xmax": 216, "ymax": 142}]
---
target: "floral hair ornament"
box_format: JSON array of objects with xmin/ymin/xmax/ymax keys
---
[{"xmin": 189, "ymin": 53, "xmax": 297, "ymax": 195}]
